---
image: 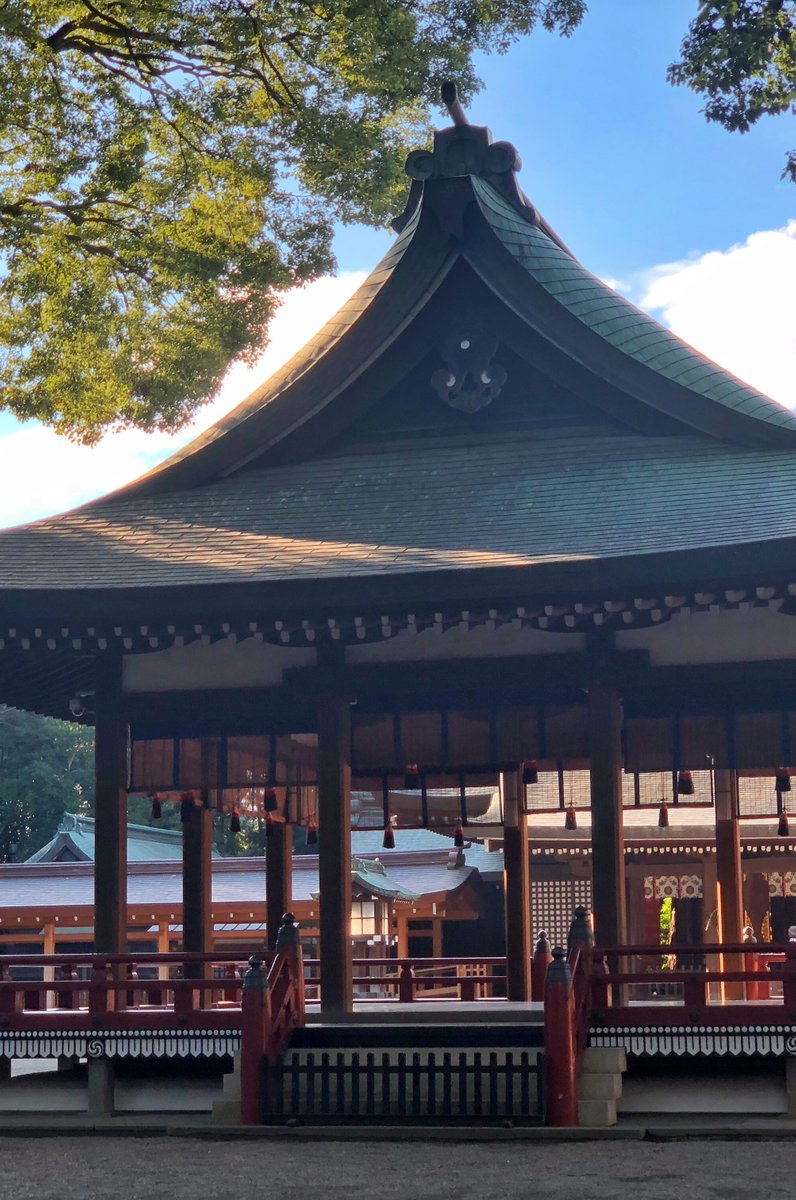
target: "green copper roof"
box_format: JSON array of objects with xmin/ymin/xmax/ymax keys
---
[{"xmin": 472, "ymin": 176, "xmax": 796, "ymax": 435}]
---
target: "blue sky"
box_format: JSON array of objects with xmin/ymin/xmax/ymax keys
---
[{"xmin": 1, "ymin": 0, "xmax": 794, "ymax": 526}]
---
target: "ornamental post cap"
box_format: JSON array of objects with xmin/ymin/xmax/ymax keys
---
[{"xmin": 403, "ymin": 82, "xmax": 521, "ymax": 185}]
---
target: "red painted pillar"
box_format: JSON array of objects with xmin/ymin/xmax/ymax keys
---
[
  {"xmin": 532, "ymin": 931, "xmax": 552, "ymax": 1001},
  {"xmin": 544, "ymin": 947, "xmax": 578, "ymax": 1126},
  {"xmin": 240, "ymin": 956, "xmax": 270, "ymax": 1126}
]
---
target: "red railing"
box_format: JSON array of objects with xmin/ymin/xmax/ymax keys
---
[
  {"xmin": 541, "ymin": 925, "xmax": 796, "ymax": 1128},
  {"xmin": 588, "ymin": 941, "xmax": 795, "ymax": 1021},
  {"xmin": 240, "ymin": 915, "xmax": 306, "ymax": 1125},
  {"xmin": 303, "ymin": 956, "xmax": 509, "ymax": 1003},
  {"xmin": 0, "ymin": 950, "xmax": 253, "ymax": 1025}
]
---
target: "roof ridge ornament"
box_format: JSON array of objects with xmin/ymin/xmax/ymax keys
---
[
  {"xmin": 393, "ymin": 81, "xmax": 538, "ymax": 234},
  {"xmin": 404, "ymin": 81, "xmax": 523, "ymax": 187},
  {"xmin": 392, "ymin": 82, "xmax": 575, "ymax": 259}
]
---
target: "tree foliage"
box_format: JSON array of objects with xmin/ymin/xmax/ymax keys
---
[
  {"xmin": 0, "ymin": 0, "xmax": 585, "ymax": 442},
  {"xmin": 0, "ymin": 706, "xmax": 94, "ymax": 859},
  {"xmin": 669, "ymin": 1, "xmax": 796, "ymax": 182}
]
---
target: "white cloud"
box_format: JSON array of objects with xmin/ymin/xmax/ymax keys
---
[
  {"xmin": 0, "ymin": 271, "xmax": 367, "ymax": 529},
  {"xmin": 639, "ymin": 221, "xmax": 796, "ymax": 410}
]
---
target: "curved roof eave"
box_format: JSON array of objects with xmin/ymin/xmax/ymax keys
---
[
  {"xmin": 105, "ymin": 201, "xmax": 459, "ymax": 501},
  {"xmin": 466, "ymin": 176, "xmax": 796, "ymax": 448}
]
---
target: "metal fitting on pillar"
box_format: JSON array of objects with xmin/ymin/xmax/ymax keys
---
[
  {"xmin": 545, "ymin": 945, "xmax": 573, "ymax": 989},
  {"xmin": 275, "ymin": 912, "xmax": 301, "ymax": 955},
  {"xmin": 242, "ymin": 955, "xmax": 266, "ymax": 992},
  {"xmin": 567, "ymin": 906, "xmax": 594, "ymax": 954}
]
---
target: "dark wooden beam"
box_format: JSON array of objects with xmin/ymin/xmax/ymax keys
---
[
  {"xmin": 588, "ymin": 639, "xmax": 627, "ymax": 947},
  {"xmin": 317, "ymin": 694, "xmax": 353, "ymax": 1014},
  {"xmin": 266, "ymin": 821, "xmax": 293, "ymax": 953},
  {"xmin": 93, "ymin": 653, "xmax": 128, "ymax": 955},
  {"xmin": 503, "ymin": 769, "xmax": 531, "ymax": 1001},
  {"xmin": 182, "ymin": 805, "xmax": 213, "ymax": 979}
]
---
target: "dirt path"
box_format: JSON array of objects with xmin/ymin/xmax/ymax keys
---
[{"xmin": 0, "ymin": 1137, "xmax": 793, "ymax": 1200}]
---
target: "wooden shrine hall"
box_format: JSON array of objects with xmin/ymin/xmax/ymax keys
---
[{"xmin": 1, "ymin": 85, "xmax": 796, "ymax": 1018}]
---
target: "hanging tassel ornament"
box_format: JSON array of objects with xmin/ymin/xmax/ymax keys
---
[
  {"xmin": 382, "ymin": 824, "xmax": 395, "ymax": 850},
  {"xmin": 658, "ymin": 801, "xmax": 669, "ymax": 829},
  {"xmin": 403, "ymin": 763, "xmax": 420, "ymax": 789},
  {"xmin": 264, "ymin": 811, "xmax": 275, "ymax": 837},
  {"xmin": 776, "ymin": 768, "xmax": 792, "ymax": 793},
  {"xmin": 230, "ymin": 808, "xmax": 241, "ymax": 834},
  {"xmin": 565, "ymin": 804, "xmax": 577, "ymax": 831},
  {"xmin": 779, "ymin": 811, "xmax": 790, "ymax": 837},
  {"xmin": 676, "ymin": 770, "xmax": 694, "ymax": 796},
  {"xmin": 453, "ymin": 824, "xmax": 465, "ymax": 848},
  {"xmin": 306, "ymin": 820, "xmax": 318, "ymax": 847},
  {"xmin": 180, "ymin": 791, "xmax": 195, "ymax": 822},
  {"xmin": 264, "ymin": 787, "xmax": 279, "ymax": 812},
  {"xmin": 522, "ymin": 761, "xmax": 539, "ymax": 786},
  {"xmin": 150, "ymin": 794, "xmax": 162, "ymax": 821}
]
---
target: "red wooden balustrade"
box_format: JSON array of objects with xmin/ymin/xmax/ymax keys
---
[
  {"xmin": 240, "ymin": 914, "xmax": 306, "ymax": 1125},
  {"xmin": 541, "ymin": 931, "xmax": 796, "ymax": 1128},
  {"xmin": 0, "ymin": 951, "xmax": 252, "ymax": 1023}
]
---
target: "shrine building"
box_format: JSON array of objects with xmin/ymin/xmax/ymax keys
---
[{"xmin": 1, "ymin": 88, "xmax": 796, "ymax": 1015}]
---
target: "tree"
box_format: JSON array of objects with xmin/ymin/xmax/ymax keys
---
[
  {"xmin": 669, "ymin": 1, "xmax": 796, "ymax": 183},
  {"xmin": 0, "ymin": 706, "xmax": 94, "ymax": 859},
  {"xmin": 0, "ymin": 0, "xmax": 585, "ymax": 443}
]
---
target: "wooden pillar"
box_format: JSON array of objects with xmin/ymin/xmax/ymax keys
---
[
  {"xmin": 317, "ymin": 695, "xmax": 352, "ymax": 1014},
  {"xmin": 503, "ymin": 769, "xmax": 532, "ymax": 1001},
  {"xmin": 588, "ymin": 671, "xmax": 627, "ymax": 948},
  {"xmin": 715, "ymin": 769, "xmax": 744, "ymax": 999},
  {"xmin": 715, "ymin": 770, "xmax": 743, "ymax": 940},
  {"xmin": 182, "ymin": 805, "xmax": 213, "ymax": 981},
  {"xmin": 266, "ymin": 821, "xmax": 293, "ymax": 952},
  {"xmin": 94, "ymin": 654, "xmax": 128, "ymax": 956}
]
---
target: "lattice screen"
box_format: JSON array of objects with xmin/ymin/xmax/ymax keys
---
[{"xmin": 531, "ymin": 877, "xmax": 592, "ymax": 950}]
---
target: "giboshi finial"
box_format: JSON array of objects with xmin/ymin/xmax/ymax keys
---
[{"xmin": 441, "ymin": 81, "xmax": 469, "ymax": 127}]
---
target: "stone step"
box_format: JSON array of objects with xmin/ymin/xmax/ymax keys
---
[
  {"xmin": 578, "ymin": 1071, "xmax": 622, "ymax": 1101},
  {"xmin": 581, "ymin": 1046, "xmax": 627, "ymax": 1074}
]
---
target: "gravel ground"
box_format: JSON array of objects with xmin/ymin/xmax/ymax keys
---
[{"xmin": 0, "ymin": 1138, "xmax": 795, "ymax": 1200}]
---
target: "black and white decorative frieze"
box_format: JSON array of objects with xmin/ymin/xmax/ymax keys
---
[
  {"xmin": 0, "ymin": 1029, "xmax": 239, "ymax": 1059},
  {"xmin": 590, "ymin": 1024, "xmax": 796, "ymax": 1058}
]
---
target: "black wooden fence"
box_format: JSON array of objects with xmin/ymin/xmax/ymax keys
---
[{"xmin": 262, "ymin": 1049, "xmax": 544, "ymax": 1123}]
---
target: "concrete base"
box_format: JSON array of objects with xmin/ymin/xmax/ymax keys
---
[
  {"xmin": 212, "ymin": 1052, "xmax": 241, "ymax": 1125},
  {"xmin": 577, "ymin": 1046, "xmax": 625, "ymax": 1127},
  {"xmin": 579, "ymin": 1072, "xmax": 622, "ymax": 1101},
  {"xmin": 87, "ymin": 1058, "xmax": 115, "ymax": 1117},
  {"xmin": 579, "ymin": 1099, "xmax": 617, "ymax": 1126}
]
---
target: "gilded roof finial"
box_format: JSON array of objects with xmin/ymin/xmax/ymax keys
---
[{"xmin": 441, "ymin": 80, "xmax": 469, "ymax": 128}]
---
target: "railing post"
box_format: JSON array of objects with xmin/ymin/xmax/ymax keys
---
[
  {"xmin": 567, "ymin": 907, "xmax": 594, "ymax": 962},
  {"xmin": 784, "ymin": 942, "xmax": 796, "ymax": 1012},
  {"xmin": 683, "ymin": 973, "xmax": 707, "ymax": 1009},
  {"xmin": 89, "ymin": 960, "xmax": 111, "ymax": 1016},
  {"xmin": 240, "ymin": 956, "xmax": 270, "ymax": 1126},
  {"xmin": 544, "ymin": 947, "xmax": 578, "ymax": 1127},
  {"xmin": 743, "ymin": 927, "xmax": 763, "ymax": 1002},
  {"xmin": 532, "ymin": 931, "xmax": 553, "ymax": 1001},
  {"xmin": 56, "ymin": 963, "xmax": 78, "ymax": 1010},
  {"xmin": 460, "ymin": 975, "xmax": 476, "ymax": 1002},
  {"xmin": 590, "ymin": 951, "xmax": 610, "ymax": 1011},
  {"xmin": 399, "ymin": 962, "xmax": 415, "ymax": 1003},
  {"xmin": 275, "ymin": 913, "xmax": 305, "ymax": 1027},
  {"xmin": 0, "ymin": 964, "xmax": 22, "ymax": 1015}
]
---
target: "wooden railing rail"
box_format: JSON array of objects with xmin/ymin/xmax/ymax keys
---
[
  {"xmin": 587, "ymin": 941, "xmax": 796, "ymax": 1011},
  {"xmin": 0, "ymin": 950, "xmax": 259, "ymax": 1016},
  {"xmin": 303, "ymin": 956, "xmax": 509, "ymax": 1004}
]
